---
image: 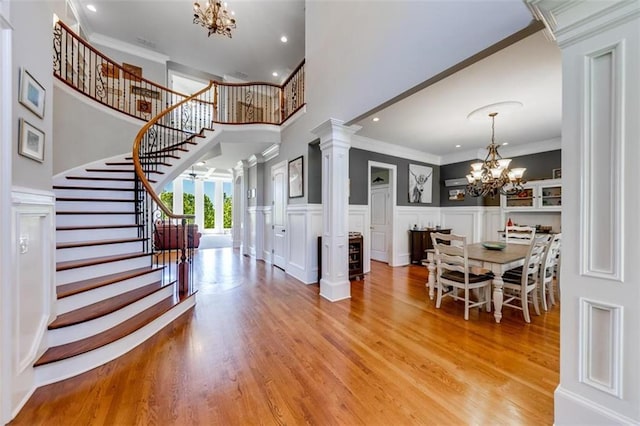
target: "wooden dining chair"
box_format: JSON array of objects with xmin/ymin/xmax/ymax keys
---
[
  {"xmin": 505, "ymin": 225, "xmax": 536, "ymax": 245},
  {"xmin": 500, "ymin": 234, "xmax": 548, "ymax": 322},
  {"xmin": 547, "ymin": 233, "xmax": 561, "ymax": 307},
  {"xmin": 430, "ymin": 232, "xmax": 494, "ymax": 320}
]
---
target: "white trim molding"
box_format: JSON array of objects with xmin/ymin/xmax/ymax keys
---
[
  {"xmin": 579, "ymin": 298, "xmax": 623, "ymax": 398},
  {"xmin": 352, "ymin": 134, "xmax": 440, "ymax": 165},
  {"xmin": 286, "ymin": 204, "xmax": 322, "ymax": 285},
  {"xmin": 580, "ymin": 41, "xmax": 624, "ymax": 282},
  {"xmin": 554, "ymin": 385, "xmax": 638, "ymax": 425},
  {"xmin": 394, "ymin": 206, "xmax": 440, "ymax": 266}
]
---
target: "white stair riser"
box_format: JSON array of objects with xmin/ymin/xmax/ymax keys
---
[
  {"xmin": 56, "ymin": 200, "xmax": 136, "ymax": 213},
  {"xmin": 62, "ymin": 179, "xmax": 135, "ymax": 189},
  {"xmin": 56, "ymin": 213, "xmax": 137, "ymax": 228},
  {"xmin": 56, "ymin": 256, "xmax": 151, "ymax": 285},
  {"xmin": 83, "ymin": 171, "xmax": 135, "ymax": 179},
  {"xmin": 54, "ymin": 189, "xmax": 136, "ymax": 200},
  {"xmin": 57, "ymin": 269, "xmax": 164, "ymax": 314},
  {"xmin": 56, "ymin": 227, "xmax": 140, "ymax": 243},
  {"xmin": 48, "ymin": 284, "xmax": 176, "ymax": 346},
  {"xmin": 56, "ymin": 241, "xmax": 145, "ymax": 262},
  {"xmin": 35, "ymin": 295, "xmax": 195, "ymax": 387}
]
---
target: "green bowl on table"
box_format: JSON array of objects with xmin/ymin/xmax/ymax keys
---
[{"xmin": 482, "ymin": 242, "xmax": 506, "ymax": 251}]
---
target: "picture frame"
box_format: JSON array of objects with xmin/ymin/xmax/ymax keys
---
[
  {"xmin": 19, "ymin": 69, "xmax": 46, "ymax": 118},
  {"xmin": 552, "ymin": 168, "xmax": 562, "ymax": 179},
  {"xmin": 136, "ymin": 99, "xmax": 152, "ymax": 114},
  {"xmin": 18, "ymin": 119, "xmax": 45, "ymax": 163},
  {"xmin": 408, "ymin": 163, "xmax": 433, "ymax": 203},
  {"xmin": 449, "ymin": 189, "xmax": 465, "ymax": 201},
  {"xmin": 122, "ymin": 63, "xmax": 142, "ymax": 81},
  {"xmin": 288, "ymin": 155, "xmax": 304, "ymax": 198}
]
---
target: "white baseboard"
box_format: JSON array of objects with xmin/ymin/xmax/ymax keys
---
[{"xmin": 554, "ymin": 385, "xmax": 637, "ymax": 425}]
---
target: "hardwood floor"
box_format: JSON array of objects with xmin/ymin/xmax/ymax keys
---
[{"xmin": 11, "ymin": 249, "xmax": 559, "ymax": 425}]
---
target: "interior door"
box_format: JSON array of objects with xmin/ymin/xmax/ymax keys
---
[
  {"xmin": 272, "ymin": 162, "xmax": 287, "ymax": 269},
  {"xmin": 370, "ymin": 184, "xmax": 390, "ymax": 262}
]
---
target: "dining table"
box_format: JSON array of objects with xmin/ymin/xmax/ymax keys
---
[{"xmin": 424, "ymin": 242, "xmax": 531, "ymax": 323}]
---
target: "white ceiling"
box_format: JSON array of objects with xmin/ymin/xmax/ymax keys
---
[
  {"xmin": 70, "ymin": 1, "xmax": 561, "ymax": 170},
  {"xmin": 354, "ymin": 30, "xmax": 562, "ymax": 161}
]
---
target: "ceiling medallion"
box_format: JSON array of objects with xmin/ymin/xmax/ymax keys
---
[{"xmin": 193, "ymin": 1, "xmax": 236, "ymax": 38}]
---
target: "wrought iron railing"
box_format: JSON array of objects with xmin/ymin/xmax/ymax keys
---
[
  {"xmin": 53, "ymin": 21, "xmax": 305, "ymax": 125},
  {"xmin": 133, "ymin": 82, "xmax": 215, "ymax": 296}
]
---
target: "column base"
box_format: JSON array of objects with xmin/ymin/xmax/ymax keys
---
[{"xmin": 319, "ymin": 278, "xmax": 351, "ymax": 302}]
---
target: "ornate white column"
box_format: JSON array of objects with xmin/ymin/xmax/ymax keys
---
[
  {"xmin": 194, "ymin": 179, "xmax": 204, "ymax": 230},
  {"xmin": 525, "ymin": 1, "xmax": 640, "ymax": 424},
  {"xmin": 173, "ymin": 178, "xmax": 184, "ymax": 215},
  {"xmin": 311, "ymin": 119, "xmax": 360, "ymax": 301},
  {"xmin": 214, "ymin": 178, "xmax": 224, "ymax": 233},
  {"xmin": 232, "ymin": 163, "xmax": 243, "ymax": 248}
]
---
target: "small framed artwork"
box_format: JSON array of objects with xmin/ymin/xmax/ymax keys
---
[
  {"xmin": 19, "ymin": 69, "xmax": 46, "ymax": 118},
  {"xmin": 552, "ymin": 168, "xmax": 562, "ymax": 179},
  {"xmin": 288, "ymin": 155, "xmax": 304, "ymax": 198},
  {"xmin": 18, "ymin": 119, "xmax": 45, "ymax": 163},
  {"xmin": 100, "ymin": 63, "xmax": 120, "ymax": 79},
  {"xmin": 449, "ymin": 189, "xmax": 465, "ymax": 201},
  {"xmin": 409, "ymin": 163, "xmax": 433, "ymax": 203},
  {"xmin": 136, "ymin": 99, "xmax": 152, "ymax": 114},
  {"xmin": 122, "ymin": 63, "xmax": 142, "ymax": 81}
]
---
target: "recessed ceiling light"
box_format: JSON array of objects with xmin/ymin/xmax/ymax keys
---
[
  {"xmin": 272, "ymin": 72, "xmax": 278, "ymax": 77},
  {"xmin": 502, "ymin": 142, "xmax": 509, "ymax": 146},
  {"xmin": 280, "ymin": 36, "xmax": 288, "ymax": 43},
  {"xmin": 372, "ymin": 117, "xmax": 380, "ymax": 122},
  {"xmin": 197, "ymin": 161, "xmax": 206, "ymax": 166},
  {"xmin": 455, "ymin": 144, "xmax": 461, "ymax": 148},
  {"xmin": 86, "ymin": 4, "xmax": 97, "ymax": 12}
]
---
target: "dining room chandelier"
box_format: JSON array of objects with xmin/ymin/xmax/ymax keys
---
[
  {"xmin": 193, "ymin": 1, "xmax": 236, "ymax": 38},
  {"xmin": 466, "ymin": 112, "xmax": 526, "ymax": 198}
]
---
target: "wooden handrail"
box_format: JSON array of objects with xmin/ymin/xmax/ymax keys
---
[
  {"xmin": 281, "ymin": 59, "xmax": 305, "ymax": 88},
  {"xmin": 132, "ymin": 81, "xmax": 215, "ymax": 220}
]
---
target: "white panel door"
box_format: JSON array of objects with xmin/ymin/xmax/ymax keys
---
[
  {"xmin": 272, "ymin": 162, "xmax": 287, "ymax": 269},
  {"xmin": 370, "ymin": 185, "xmax": 390, "ymax": 262}
]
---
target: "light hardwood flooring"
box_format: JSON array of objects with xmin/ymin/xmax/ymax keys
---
[{"xmin": 11, "ymin": 248, "xmax": 559, "ymax": 425}]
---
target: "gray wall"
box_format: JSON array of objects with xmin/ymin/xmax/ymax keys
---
[
  {"xmin": 92, "ymin": 43, "xmax": 167, "ymax": 87},
  {"xmin": 12, "ymin": 2, "xmax": 55, "ymax": 190},
  {"xmin": 439, "ymin": 149, "xmax": 562, "ymax": 207},
  {"xmin": 167, "ymin": 61, "xmax": 222, "ymax": 84},
  {"xmin": 349, "ymin": 148, "xmax": 440, "ymax": 206}
]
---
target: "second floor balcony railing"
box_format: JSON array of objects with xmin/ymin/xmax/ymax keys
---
[{"xmin": 53, "ymin": 20, "xmax": 305, "ymax": 126}]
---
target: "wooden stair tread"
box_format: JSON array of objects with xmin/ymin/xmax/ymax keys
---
[
  {"xmin": 57, "ymin": 224, "xmax": 142, "ymax": 231},
  {"xmin": 57, "ymin": 237, "xmax": 145, "ymax": 250},
  {"xmin": 57, "ymin": 265, "xmax": 163, "ymax": 298},
  {"xmin": 35, "ymin": 294, "xmax": 183, "ymax": 366},
  {"xmin": 49, "ymin": 281, "xmax": 172, "ymax": 329},
  {"xmin": 56, "ymin": 211, "xmax": 136, "ymax": 215},
  {"xmin": 56, "ymin": 197, "xmax": 134, "ymax": 203},
  {"xmin": 127, "ymin": 154, "xmax": 180, "ymax": 160},
  {"xmin": 65, "ymin": 176, "xmax": 157, "ymax": 183},
  {"xmin": 86, "ymin": 168, "xmax": 165, "ymax": 174},
  {"xmin": 53, "ymin": 185, "xmax": 136, "ymax": 192},
  {"xmin": 57, "ymin": 252, "xmax": 150, "ymax": 272},
  {"xmin": 105, "ymin": 161, "xmax": 172, "ymax": 167}
]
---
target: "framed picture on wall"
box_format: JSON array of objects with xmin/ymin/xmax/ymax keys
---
[
  {"xmin": 288, "ymin": 156, "xmax": 304, "ymax": 198},
  {"xmin": 552, "ymin": 168, "xmax": 562, "ymax": 179},
  {"xmin": 18, "ymin": 119, "xmax": 45, "ymax": 163},
  {"xmin": 19, "ymin": 69, "xmax": 46, "ymax": 118},
  {"xmin": 409, "ymin": 164, "xmax": 433, "ymax": 203}
]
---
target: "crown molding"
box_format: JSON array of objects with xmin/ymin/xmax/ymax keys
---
[
  {"xmin": 261, "ymin": 144, "xmax": 280, "ymax": 162},
  {"xmin": 351, "ymin": 134, "xmax": 442, "ymax": 165},
  {"xmin": 247, "ymin": 154, "xmax": 264, "ymax": 167},
  {"xmin": 89, "ymin": 32, "xmax": 170, "ymax": 64},
  {"xmin": 439, "ymin": 137, "xmax": 561, "ymax": 165}
]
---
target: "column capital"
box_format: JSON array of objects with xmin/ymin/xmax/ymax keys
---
[{"xmin": 311, "ymin": 118, "xmax": 361, "ymax": 150}]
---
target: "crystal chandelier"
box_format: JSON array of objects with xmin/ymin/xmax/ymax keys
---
[
  {"xmin": 193, "ymin": 1, "xmax": 236, "ymax": 38},
  {"xmin": 466, "ymin": 112, "xmax": 526, "ymax": 197}
]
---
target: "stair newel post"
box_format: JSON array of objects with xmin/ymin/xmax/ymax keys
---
[{"xmin": 178, "ymin": 217, "xmax": 189, "ymax": 295}]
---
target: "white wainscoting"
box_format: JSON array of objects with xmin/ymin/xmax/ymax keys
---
[
  {"xmin": 483, "ymin": 207, "xmax": 502, "ymax": 243},
  {"xmin": 440, "ymin": 206, "xmax": 488, "ymax": 243},
  {"xmin": 286, "ymin": 204, "xmax": 322, "ymax": 284},
  {"xmin": 246, "ymin": 206, "xmax": 265, "ymax": 260},
  {"xmin": 394, "ymin": 206, "xmax": 440, "ymax": 266},
  {"xmin": 348, "ymin": 205, "xmax": 369, "ymax": 273},
  {"xmin": 262, "ymin": 206, "xmax": 272, "ymax": 264},
  {"xmin": 9, "ymin": 187, "xmax": 55, "ymax": 418}
]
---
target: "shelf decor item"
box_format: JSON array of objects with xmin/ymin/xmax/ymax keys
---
[
  {"xmin": 288, "ymin": 155, "xmax": 303, "ymax": 198},
  {"xmin": 18, "ymin": 118, "xmax": 45, "ymax": 163},
  {"xmin": 552, "ymin": 168, "xmax": 561, "ymax": 179},
  {"xmin": 19, "ymin": 69, "xmax": 46, "ymax": 118}
]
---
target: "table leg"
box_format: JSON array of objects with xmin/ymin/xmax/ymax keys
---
[
  {"xmin": 427, "ymin": 262, "xmax": 436, "ymax": 300},
  {"xmin": 493, "ymin": 275, "xmax": 504, "ymax": 323}
]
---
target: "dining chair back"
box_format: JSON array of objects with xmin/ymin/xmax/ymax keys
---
[
  {"xmin": 501, "ymin": 234, "xmax": 548, "ymax": 322},
  {"xmin": 540, "ymin": 233, "xmax": 562, "ymax": 310},
  {"xmin": 505, "ymin": 225, "xmax": 536, "ymax": 245},
  {"xmin": 430, "ymin": 232, "xmax": 494, "ymax": 320}
]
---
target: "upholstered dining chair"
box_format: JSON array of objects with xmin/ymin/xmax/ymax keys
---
[
  {"xmin": 505, "ymin": 225, "xmax": 536, "ymax": 245},
  {"xmin": 430, "ymin": 232, "xmax": 494, "ymax": 320},
  {"xmin": 500, "ymin": 234, "xmax": 549, "ymax": 322}
]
